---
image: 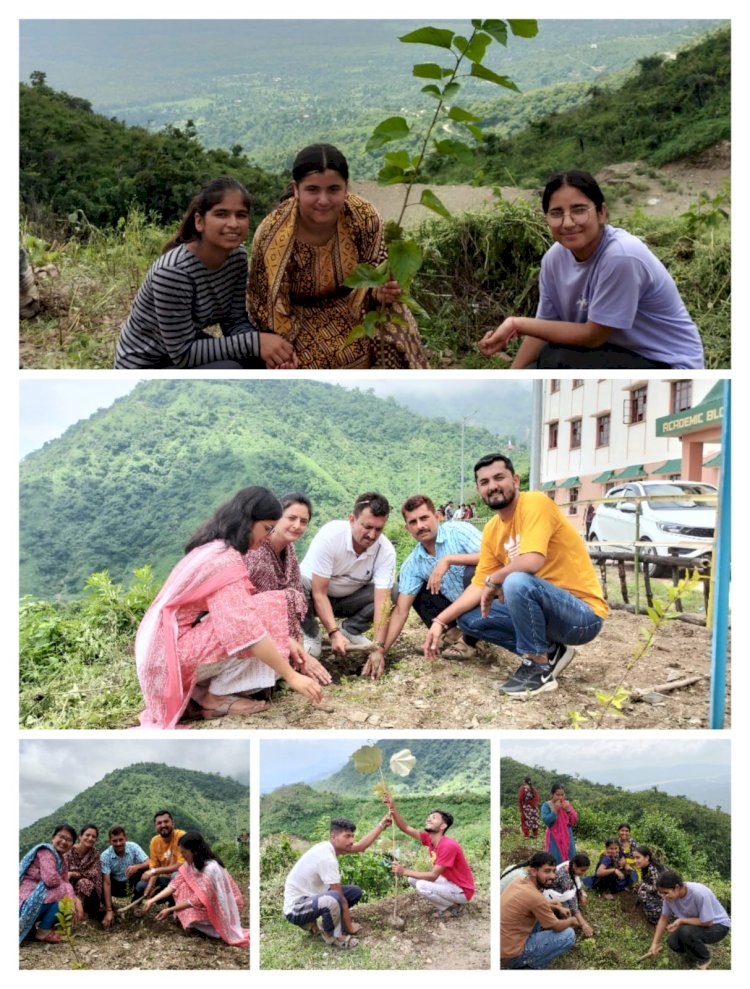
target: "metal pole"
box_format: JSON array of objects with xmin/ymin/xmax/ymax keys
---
[{"xmin": 709, "ymin": 381, "xmax": 730, "ymax": 729}]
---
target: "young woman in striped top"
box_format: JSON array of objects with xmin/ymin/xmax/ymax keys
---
[{"xmin": 115, "ymin": 177, "xmax": 298, "ymax": 369}]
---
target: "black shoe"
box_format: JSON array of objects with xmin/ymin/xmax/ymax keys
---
[
  {"xmin": 499, "ymin": 662, "xmax": 558, "ymax": 699},
  {"xmin": 547, "ymin": 643, "xmax": 577, "ymax": 679},
  {"xmin": 495, "ymin": 660, "xmax": 536, "ymax": 693}
]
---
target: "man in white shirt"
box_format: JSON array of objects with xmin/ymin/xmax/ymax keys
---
[
  {"xmin": 283, "ymin": 815, "xmax": 391, "ymax": 949},
  {"xmin": 300, "ymin": 492, "xmax": 396, "ymax": 678}
]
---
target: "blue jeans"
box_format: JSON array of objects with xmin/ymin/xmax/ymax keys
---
[
  {"xmin": 457, "ymin": 572, "xmax": 603, "ymax": 657},
  {"xmin": 505, "ymin": 922, "xmax": 576, "ymax": 969}
]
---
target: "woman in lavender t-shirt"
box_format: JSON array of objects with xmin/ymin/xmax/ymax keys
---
[{"xmin": 479, "ymin": 170, "xmax": 705, "ymax": 369}]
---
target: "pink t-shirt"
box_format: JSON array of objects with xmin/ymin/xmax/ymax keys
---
[{"xmin": 419, "ymin": 832, "xmax": 475, "ymax": 900}]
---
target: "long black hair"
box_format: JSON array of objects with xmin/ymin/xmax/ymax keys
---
[
  {"xmin": 185, "ymin": 486, "xmax": 282, "ymax": 555},
  {"xmin": 178, "ymin": 831, "xmax": 225, "ymax": 871},
  {"xmin": 164, "ymin": 176, "xmax": 251, "ymax": 253},
  {"xmin": 281, "ymin": 143, "xmax": 349, "ymax": 201}
]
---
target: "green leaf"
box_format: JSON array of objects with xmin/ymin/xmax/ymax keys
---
[
  {"xmin": 481, "ymin": 20, "xmax": 508, "ymax": 46},
  {"xmin": 387, "ymin": 238, "xmax": 423, "ymax": 289},
  {"xmin": 351, "ymin": 744, "xmax": 383, "ymax": 774},
  {"xmin": 343, "ymin": 263, "xmax": 389, "ymax": 289},
  {"xmin": 447, "ymin": 106, "xmax": 481, "ymax": 123},
  {"xmin": 420, "ymin": 84, "xmax": 442, "ymax": 99},
  {"xmin": 453, "ymin": 35, "xmax": 469, "ymax": 54},
  {"xmin": 383, "ymin": 150, "xmax": 412, "ymax": 169},
  {"xmin": 365, "ymin": 116, "xmax": 410, "ymax": 151},
  {"xmin": 377, "ymin": 166, "xmax": 412, "ymax": 186},
  {"xmin": 441, "ymin": 82, "xmax": 461, "ymax": 100},
  {"xmin": 413, "ymin": 63, "xmax": 444, "ymax": 79},
  {"xmin": 343, "ymin": 323, "xmax": 368, "ymax": 346},
  {"xmin": 419, "ymin": 188, "xmax": 451, "ymax": 219},
  {"xmin": 434, "ymin": 138, "xmax": 475, "ymax": 164},
  {"xmin": 467, "ymin": 125, "xmax": 484, "ymax": 141},
  {"xmin": 400, "ymin": 27, "xmax": 455, "ymax": 50},
  {"xmin": 508, "ymin": 20, "xmax": 539, "ymax": 39},
  {"xmin": 470, "ymin": 62, "xmax": 520, "ymax": 91},
  {"xmin": 463, "ymin": 32, "xmax": 491, "ymax": 64}
]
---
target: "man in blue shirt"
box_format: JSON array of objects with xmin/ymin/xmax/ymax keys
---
[
  {"xmin": 100, "ymin": 825, "xmax": 150, "ymax": 928},
  {"xmin": 376, "ymin": 494, "xmax": 481, "ymax": 663}
]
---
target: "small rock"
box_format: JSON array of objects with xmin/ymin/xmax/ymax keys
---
[
  {"xmin": 380, "ymin": 722, "xmax": 395, "ymax": 728},
  {"xmin": 641, "ymin": 691, "xmax": 669, "ymax": 705},
  {"xmin": 413, "ymin": 700, "xmax": 426, "ymax": 709},
  {"xmin": 647, "ymin": 197, "xmax": 660, "ymax": 205},
  {"xmin": 367, "ymin": 713, "xmax": 381, "ymax": 725},
  {"xmin": 665, "ymin": 670, "xmax": 683, "ymax": 681},
  {"xmin": 318, "ymin": 704, "xmax": 335, "ymax": 713},
  {"xmin": 346, "ymin": 710, "xmax": 369, "ymax": 723}
]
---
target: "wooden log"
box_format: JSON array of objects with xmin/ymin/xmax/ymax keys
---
[{"xmin": 631, "ymin": 675, "xmax": 703, "ymax": 698}]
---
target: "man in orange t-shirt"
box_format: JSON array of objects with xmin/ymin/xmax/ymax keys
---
[
  {"xmin": 135, "ymin": 809, "xmax": 186, "ymax": 901},
  {"xmin": 423, "ymin": 453, "xmax": 607, "ymax": 699}
]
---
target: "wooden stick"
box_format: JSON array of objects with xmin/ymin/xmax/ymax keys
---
[
  {"xmin": 115, "ymin": 894, "xmax": 147, "ymax": 914},
  {"xmin": 631, "ymin": 675, "xmax": 703, "ymax": 697}
]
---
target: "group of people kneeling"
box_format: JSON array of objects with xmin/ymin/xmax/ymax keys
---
[
  {"xmin": 136, "ymin": 451, "xmax": 610, "ymax": 726},
  {"xmin": 19, "ymin": 811, "xmax": 248, "ymax": 949},
  {"xmin": 500, "ymin": 830, "xmax": 730, "ymax": 970}
]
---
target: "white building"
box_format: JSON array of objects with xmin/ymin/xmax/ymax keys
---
[{"xmin": 540, "ymin": 377, "xmax": 725, "ymax": 532}]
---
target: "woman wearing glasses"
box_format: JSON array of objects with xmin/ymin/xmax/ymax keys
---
[{"xmin": 478, "ymin": 170, "xmax": 704, "ymax": 369}]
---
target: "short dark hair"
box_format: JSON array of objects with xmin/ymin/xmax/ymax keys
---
[
  {"xmin": 617, "ymin": 822, "xmax": 631, "ymax": 831},
  {"xmin": 473, "ymin": 453, "xmax": 515, "ymax": 479},
  {"xmin": 401, "ymin": 493, "xmax": 435, "ymax": 518},
  {"xmin": 550, "ymin": 781, "xmax": 565, "ymax": 795},
  {"xmin": 154, "ymin": 810, "xmax": 174, "ymax": 822},
  {"xmin": 108, "ymin": 826, "xmax": 126, "ymax": 839},
  {"xmin": 52, "ymin": 823, "xmax": 77, "ymax": 842},
  {"xmin": 528, "ymin": 851, "xmax": 556, "ymax": 869},
  {"xmin": 352, "ymin": 491, "xmax": 390, "ymax": 518},
  {"xmin": 431, "ymin": 809, "xmax": 454, "ymax": 831},
  {"xmin": 330, "ymin": 818, "xmax": 356, "ymax": 834},
  {"xmin": 542, "ymin": 170, "xmax": 605, "ymax": 214},
  {"xmin": 79, "ymin": 822, "xmax": 99, "ymax": 838},
  {"xmin": 658, "ymin": 870, "xmax": 684, "ymax": 890},
  {"xmin": 605, "ymin": 837, "xmax": 620, "ymax": 849}
]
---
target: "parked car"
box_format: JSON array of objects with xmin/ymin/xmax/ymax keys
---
[{"xmin": 588, "ymin": 480, "xmax": 716, "ymax": 576}]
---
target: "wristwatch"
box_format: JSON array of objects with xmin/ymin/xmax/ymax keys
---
[{"xmin": 484, "ymin": 575, "xmax": 503, "ymax": 590}]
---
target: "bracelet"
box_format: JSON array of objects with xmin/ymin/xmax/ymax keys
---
[
  {"xmin": 373, "ymin": 640, "xmax": 386, "ymax": 650},
  {"xmin": 433, "ymin": 618, "xmax": 449, "ymax": 629},
  {"xmin": 327, "ymin": 626, "xmax": 339, "ymax": 636}
]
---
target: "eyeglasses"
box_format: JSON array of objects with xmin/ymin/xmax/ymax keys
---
[{"xmin": 545, "ymin": 205, "xmax": 596, "ymax": 225}]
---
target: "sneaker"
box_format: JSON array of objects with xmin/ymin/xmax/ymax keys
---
[
  {"xmin": 547, "ymin": 643, "xmax": 577, "ymax": 679},
  {"xmin": 338, "ymin": 626, "xmax": 373, "ymax": 647},
  {"xmin": 303, "ymin": 628, "xmax": 322, "ymax": 658},
  {"xmin": 499, "ymin": 661, "xmax": 558, "ymax": 699}
]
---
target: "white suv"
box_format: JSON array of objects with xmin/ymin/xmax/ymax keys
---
[{"xmin": 588, "ymin": 480, "xmax": 716, "ymax": 576}]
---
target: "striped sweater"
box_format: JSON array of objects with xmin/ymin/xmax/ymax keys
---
[{"xmin": 115, "ymin": 244, "xmax": 261, "ymax": 368}]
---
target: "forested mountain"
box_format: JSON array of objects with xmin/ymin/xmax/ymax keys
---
[
  {"xmin": 314, "ymin": 739, "xmax": 491, "ymax": 797},
  {"xmin": 19, "ymin": 379, "xmax": 530, "ymax": 598},
  {"xmin": 20, "ymin": 19, "xmax": 724, "ymax": 178},
  {"xmin": 501, "ymin": 757, "xmax": 730, "ymax": 880},
  {"xmin": 19, "ymin": 762, "xmax": 249, "ymax": 855}
]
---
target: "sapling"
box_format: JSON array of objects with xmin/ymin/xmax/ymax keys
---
[
  {"xmin": 351, "ymin": 744, "xmax": 417, "ymax": 927},
  {"xmin": 344, "ymin": 19, "xmax": 538, "ymax": 355}
]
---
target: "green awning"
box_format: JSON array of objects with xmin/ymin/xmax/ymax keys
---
[
  {"xmin": 540, "ymin": 480, "xmax": 556, "ymax": 491},
  {"xmin": 703, "ymin": 452, "xmax": 722, "ymax": 468},
  {"xmin": 591, "ymin": 469, "xmax": 614, "ymax": 483},
  {"xmin": 655, "ymin": 381, "xmax": 724, "ymax": 437},
  {"xmin": 558, "ymin": 476, "xmax": 581, "ymax": 488},
  {"xmin": 651, "ymin": 458, "xmax": 683, "ymax": 475},
  {"xmin": 613, "ymin": 464, "xmax": 646, "ymax": 479}
]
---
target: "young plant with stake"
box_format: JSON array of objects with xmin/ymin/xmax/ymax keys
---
[
  {"xmin": 351, "ymin": 744, "xmax": 417, "ymax": 926},
  {"xmin": 344, "ymin": 19, "xmax": 538, "ymax": 353}
]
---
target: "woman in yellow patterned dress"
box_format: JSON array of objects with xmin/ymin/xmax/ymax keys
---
[{"xmin": 247, "ymin": 144, "xmax": 428, "ymax": 369}]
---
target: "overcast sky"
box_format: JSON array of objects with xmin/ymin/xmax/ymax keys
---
[
  {"xmin": 19, "ymin": 739, "xmax": 249, "ymax": 827},
  {"xmin": 261, "ymin": 737, "xmax": 394, "ymax": 793}
]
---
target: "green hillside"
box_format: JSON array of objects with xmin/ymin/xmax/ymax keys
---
[
  {"xmin": 19, "ymin": 378, "xmax": 529, "ymax": 598},
  {"xmin": 315, "ymin": 738, "xmax": 491, "ymax": 797},
  {"xmin": 501, "ymin": 757, "xmax": 730, "ymax": 880},
  {"xmin": 19, "ymin": 762, "xmax": 249, "ymax": 856},
  {"xmin": 424, "ymin": 26, "xmax": 730, "ymax": 185}
]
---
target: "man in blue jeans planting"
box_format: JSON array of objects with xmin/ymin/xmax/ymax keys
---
[
  {"xmin": 283, "ymin": 815, "xmax": 391, "ymax": 950},
  {"xmin": 423, "ymin": 453, "xmax": 607, "ymax": 698},
  {"xmin": 501, "ymin": 852, "xmax": 580, "ymax": 968}
]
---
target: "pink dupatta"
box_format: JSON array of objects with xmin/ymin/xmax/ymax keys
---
[
  {"xmin": 173, "ymin": 861, "xmax": 249, "ymax": 948},
  {"xmin": 136, "ymin": 542, "xmax": 253, "ymax": 728}
]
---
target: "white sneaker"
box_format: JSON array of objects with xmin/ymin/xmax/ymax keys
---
[
  {"xmin": 338, "ymin": 626, "xmax": 372, "ymax": 647},
  {"xmin": 303, "ymin": 628, "xmax": 322, "ymax": 658}
]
